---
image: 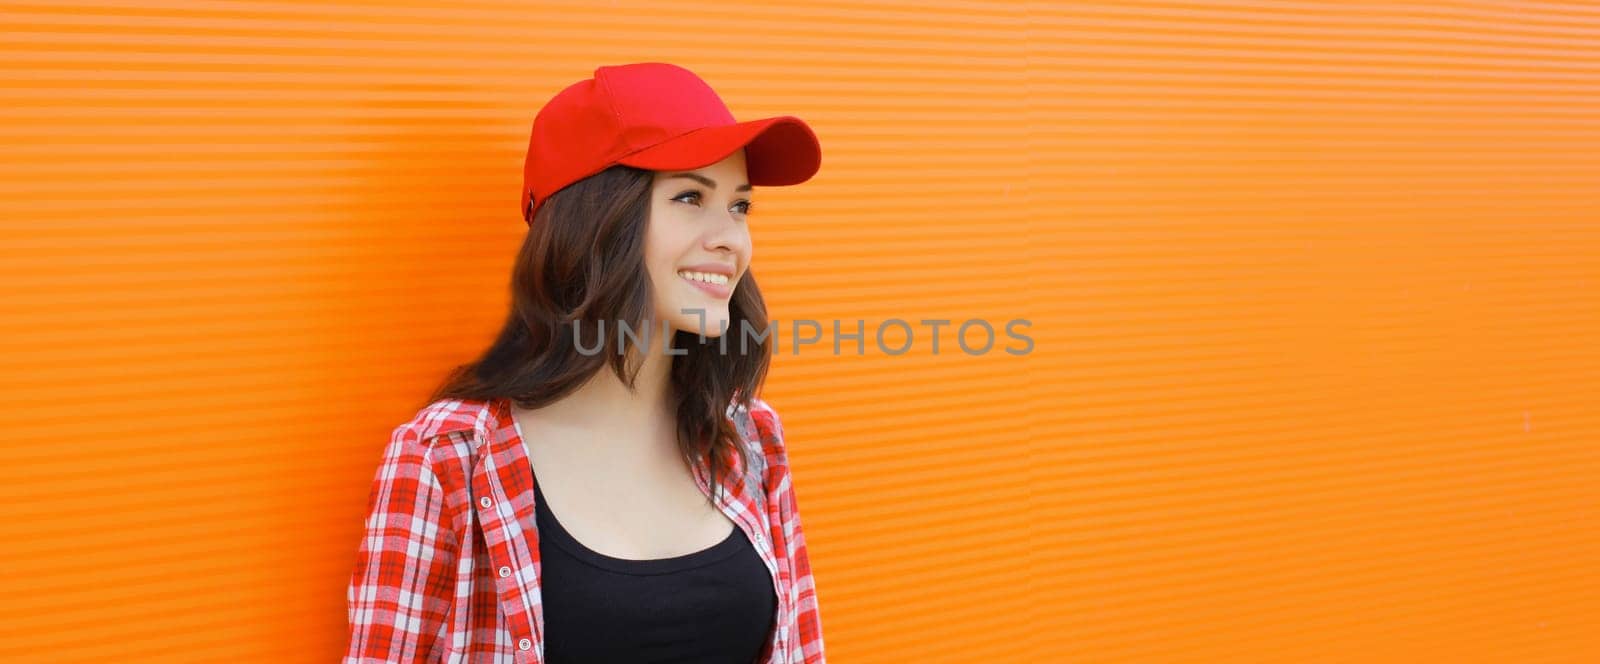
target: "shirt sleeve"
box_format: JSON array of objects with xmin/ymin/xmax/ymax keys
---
[
  {"xmin": 756, "ymin": 400, "xmax": 828, "ymax": 663},
  {"xmin": 344, "ymin": 423, "xmax": 461, "ymax": 663}
]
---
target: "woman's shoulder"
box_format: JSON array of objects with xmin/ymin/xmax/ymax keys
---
[
  {"xmin": 730, "ymin": 396, "xmax": 793, "ymax": 471},
  {"xmin": 745, "ymin": 397, "xmax": 785, "ymax": 440},
  {"xmin": 386, "ymin": 396, "xmax": 501, "ymax": 462}
]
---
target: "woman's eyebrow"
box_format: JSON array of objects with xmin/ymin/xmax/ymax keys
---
[{"xmin": 663, "ymin": 172, "xmax": 752, "ymax": 192}]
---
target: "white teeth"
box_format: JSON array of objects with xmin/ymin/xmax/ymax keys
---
[{"xmin": 678, "ymin": 270, "xmax": 729, "ymax": 286}]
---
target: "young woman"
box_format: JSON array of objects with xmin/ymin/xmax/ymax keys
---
[{"xmin": 343, "ymin": 62, "xmax": 826, "ymax": 663}]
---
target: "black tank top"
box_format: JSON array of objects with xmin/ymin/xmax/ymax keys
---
[{"xmin": 534, "ymin": 478, "xmax": 777, "ymax": 663}]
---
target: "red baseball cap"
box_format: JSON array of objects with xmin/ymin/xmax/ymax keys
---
[{"xmin": 521, "ymin": 62, "xmax": 822, "ymax": 223}]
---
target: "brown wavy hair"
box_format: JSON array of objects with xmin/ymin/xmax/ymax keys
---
[{"xmin": 427, "ymin": 164, "xmax": 772, "ymax": 506}]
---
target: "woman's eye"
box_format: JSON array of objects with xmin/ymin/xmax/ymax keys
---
[{"xmin": 672, "ymin": 191, "xmax": 753, "ymax": 216}]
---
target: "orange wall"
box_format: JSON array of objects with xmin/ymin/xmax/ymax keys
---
[{"xmin": 3, "ymin": 2, "xmax": 1598, "ymax": 661}]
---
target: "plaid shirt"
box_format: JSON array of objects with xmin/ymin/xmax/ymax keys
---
[{"xmin": 344, "ymin": 395, "xmax": 826, "ymax": 663}]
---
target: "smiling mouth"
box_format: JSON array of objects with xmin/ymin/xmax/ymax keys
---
[{"xmin": 677, "ymin": 270, "xmax": 730, "ymax": 286}]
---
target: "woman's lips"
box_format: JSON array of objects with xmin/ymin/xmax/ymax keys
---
[{"xmin": 680, "ymin": 273, "xmax": 732, "ymax": 298}]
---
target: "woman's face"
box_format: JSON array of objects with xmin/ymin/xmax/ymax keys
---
[{"xmin": 644, "ymin": 148, "xmax": 753, "ymax": 340}]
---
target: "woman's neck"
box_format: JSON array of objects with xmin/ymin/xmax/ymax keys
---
[{"xmin": 514, "ymin": 330, "xmax": 678, "ymax": 456}]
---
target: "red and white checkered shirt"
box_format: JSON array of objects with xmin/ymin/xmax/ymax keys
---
[{"xmin": 344, "ymin": 395, "xmax": 826, "ymax": 663}]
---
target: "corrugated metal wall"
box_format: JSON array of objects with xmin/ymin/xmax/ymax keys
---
[{"xmin": 3, "ymin": 1, "xmax": 1597, "ymax": 661}]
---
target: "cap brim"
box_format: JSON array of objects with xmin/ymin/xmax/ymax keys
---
[{"xmin": 615, "ymin": 116, "xmax": 821, "ymax": 187}]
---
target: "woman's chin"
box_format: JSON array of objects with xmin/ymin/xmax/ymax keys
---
[
  {"xmin": 670, "ymin": 314, "xmax": 732, "ymax": 338},
  {"xmin": 658, "ymin": 301, "xmax": 724, "ymax": 332}
]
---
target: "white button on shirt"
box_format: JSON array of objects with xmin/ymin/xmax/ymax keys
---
[
  {"xmin": 499, "ymin": 566, "xmax": 512, "ymax": 578},
  {"xmin": 479, "ymin": 497, "xmax": 493, "ymax": 508},
  {"xmin": 518, "ymin": 638, "xmax": 532, "ymax": 651}
]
